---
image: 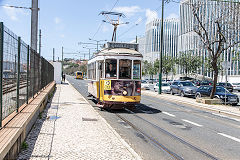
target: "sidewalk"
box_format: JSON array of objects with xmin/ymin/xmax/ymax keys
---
[
  {"xmin": 17, "ymin": 82, "xmax": 142, "ymax": 160},
  {"xmin": 142, "ymin": 90, "xmax": 240, "ymax": 119}
]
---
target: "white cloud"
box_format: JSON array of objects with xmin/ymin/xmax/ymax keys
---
[
  {"xmin": 166, "ymin": 13, "xmax": 179, "ymax": 19},
  {"xmin": 113, "ymin": 6, "xmax": 142, "ymax": 17},
  {"xmin": 54, "ymin": 17, "xmax": 61, "ymax": 24},
  {"xmin": 145, "ymin": 9, "xmax": 158, "ymax": 24},
  {"xmin": 3, "ymin": 5, "xmax": 28, "ymax": 21},
  {"xmin": 60, "ymin": 34, "xmax": 65, "ymax": 38}
]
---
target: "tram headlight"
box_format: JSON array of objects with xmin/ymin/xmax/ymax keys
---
[{"xmin": 123, "ymin": 90, "xmax": 128, "ymax": 95}]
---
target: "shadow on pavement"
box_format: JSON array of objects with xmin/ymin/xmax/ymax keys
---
[{"xmin": 106, "ymin": 103, "xmax": 162, "ymax": 114}]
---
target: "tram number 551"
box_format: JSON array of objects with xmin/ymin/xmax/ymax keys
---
[{"xmin": 104, "ymin": 80, "xmax": 111, "ymax": 90}]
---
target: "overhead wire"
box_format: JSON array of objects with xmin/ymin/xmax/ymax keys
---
[{"xmin": 91, "ymin": 0, "xmax": 120, "ymax": 39}]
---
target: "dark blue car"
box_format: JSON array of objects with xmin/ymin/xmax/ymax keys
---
[{"xmin": 195, "ymin": 86, "xmax": 239, "ymax": 105}]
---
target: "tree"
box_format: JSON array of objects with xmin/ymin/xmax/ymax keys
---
[
  {"xmin": 142, "ymin": 60, "xmax": 156, "ymax": 79},
  {"xmin": 176, "ymin": 51, "xmax": 202, "ymax": 77},
  {"xmin": 190, "ymin": 1, "xmax": 240, "ymax": 98},
  {"xmin": 154, "ymin": 56, "xmax": 175, "ymax": 80}
]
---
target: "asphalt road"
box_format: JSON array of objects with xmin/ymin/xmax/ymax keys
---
[{"xmin": 67, "ymin": 75, "xmax": 240, "ymax": 160}]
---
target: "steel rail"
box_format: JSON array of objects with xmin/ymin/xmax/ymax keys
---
[{"xmin": 117, "ymin": 108, "xmax": 218, "ymax": 160}]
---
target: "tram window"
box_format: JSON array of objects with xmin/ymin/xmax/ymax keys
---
[
  {"xmin": 105, "ymin": 59, "xmax": 117, "ymax": 78},
  {"xmin": 93, "ymin": 62, "xmax": 96, "ymax": 80},
  {"xmin": 119, "ymin": 59, "xmax": 132, "ymax": 79},
  {"xmin": 98, "ymin": 61, "xmax": 103, "ymax": 78},
  {"xmin": 133, "ymin": 60, "xmax": 141, "ymax": 79}
]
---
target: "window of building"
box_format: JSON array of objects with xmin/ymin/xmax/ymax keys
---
[
  {"xmin": 133, "ymin": 60, "xmax": 141, "ymax": 79},
  {"xmin": 105, "ymin": 59, "xmax": 117, "ymax": 78},
  {"xmin": 119, "ymin": 59, "xmax": 132, "ymax": 79}
]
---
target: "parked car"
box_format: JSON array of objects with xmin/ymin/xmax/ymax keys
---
[
  {"xmin": 195, "ymin": 86, "xmax": 239, "ymax": 105},
  {"xmin": 200, "ymin": 81, "xmax": 213, "ymax": 86},
  {"xmin": 154, "ymin": 82, "xmax": 171, "ymax": 93},
  {"xmin": 217, "ymin": 82, "xmax": 233, "ymax": 92},
  {"xmin": 232, "ymin": 83, "xmax": 240, "ymax": 92},
  {"xmin": 141, "ymin": 80, "xmax": 150, "ymax": 90},
  {"xmin": 170, "ymin": 81, "xmax": 198, "ymax": 97}
]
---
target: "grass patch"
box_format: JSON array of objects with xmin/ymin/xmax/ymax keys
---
[{"xmin": 21, "ymin": 141, "xmax": 28, "ymax": 150}]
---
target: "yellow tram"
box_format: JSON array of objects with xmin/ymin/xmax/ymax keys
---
[
  {"xmin": 75, "ymin": 71, "xmax": 83, "ymax": 79},
  {"xmin": 87, "ymin": 42, "xmax": 143, "ymax": 109}
]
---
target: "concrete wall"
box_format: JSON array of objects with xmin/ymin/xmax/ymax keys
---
[{"xmin": 51, "ymin": 62, "xmax": 62, "ymax": 84}]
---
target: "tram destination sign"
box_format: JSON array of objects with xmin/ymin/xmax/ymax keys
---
[{"xmin": 105, "ymin": 42, "xmax": 139, "ymax": 51}]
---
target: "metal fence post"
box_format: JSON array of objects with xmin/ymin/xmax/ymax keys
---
[
  {"xmin": 0, "ymin": 22, "xmax": 4, "ymax": 127},
  {"xmin": 26, "ymin": 45, "xmax": 29, "ymax": 104},
  {"xmin": 33, "ymin": 51, "xmax": 35, "ymax": 98},
  {"xmin": 16, "ymin": 37, "xmax": 21, "ymax": 112}
]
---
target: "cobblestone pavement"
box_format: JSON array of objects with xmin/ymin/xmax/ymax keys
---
[{"xmin": 17, "ymin": 83, "xmax": 142, "ymax": 160}]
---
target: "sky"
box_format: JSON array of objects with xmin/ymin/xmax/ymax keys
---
[{"xmin": 0, "ymin": 0, "xmax": 180, "ymax": 60}]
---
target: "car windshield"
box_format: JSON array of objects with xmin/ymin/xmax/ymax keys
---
[
  {"xmin": 162, "ymin": 83, "xmax": 170, "ymax": 86},
  {"xmin": 141, "ymin": 80, "xmax": 147, "ymax": 83},
  {"xmin": 180, "ymin": 82, "xmax": 194, "ymax": 86},
  {"xmin": 215, "ymin": 87, "xmax": 229, "ymax": 93},
  {"xmin": 233, "ymin": 83, "xmax": 240, "ymax": 85}
]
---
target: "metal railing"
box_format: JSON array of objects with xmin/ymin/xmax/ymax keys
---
[{"xmin": 0, "ymin": 22, "xmax": 54, "ymax": 127}]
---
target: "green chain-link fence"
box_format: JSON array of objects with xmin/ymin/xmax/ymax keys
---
[{"xmin": 0, "ymin": 22, "xmax": 54, "ymax": 127}]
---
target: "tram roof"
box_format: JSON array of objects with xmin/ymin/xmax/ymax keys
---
[{"xmin": 96, "ymin": 48, "xmax": 143, "ymax": 57}]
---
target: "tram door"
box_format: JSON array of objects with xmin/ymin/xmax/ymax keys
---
[{"xmin": 97, "ymin": 61, "xmax": 104, "ymax": 101}]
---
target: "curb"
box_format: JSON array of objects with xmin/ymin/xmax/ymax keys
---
[
  {"xmin": 66, "ymin": 80, "xmax": 143, "ymax": 160},
  {"xmin": 142, "ymin": 91, "xmax": 240, "ymax": 119}
]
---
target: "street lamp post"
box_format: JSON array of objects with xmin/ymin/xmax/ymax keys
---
[
  {"xmin": 88, "ymin": 38, "xmax": 107, "ymax": 52},
  {"xmin": 82, "ymin": 46, "xmax": 97, "ymax": 59},
  {"xmin": 159, "ymin": 0, "xmax": 165, "ymax": 94}
]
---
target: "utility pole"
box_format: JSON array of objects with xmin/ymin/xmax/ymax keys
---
[
  {"xmin": 30, "ymin": 0, "xmax": 39, "ymax": 51},
  {"xmin": 159, "ymin": 0, "xmax": 164, "ymax": 94},
  {"xmin": 62, "ymin": 47, "xmax": 63, "ymax": 75},
  {"xmin": 53, "ymin": 48, "xmax": 55, "ymax": 62},
  {"xmin": 88, "ymin": 38, "xmax": 107, "ymax": 52},
  {"xmin": 136, "ymin": 35, "xmax": 137, "ymax": 43},
  {"xmin": 39, "ymin": 29, "xmax": 41, "ymax": 56}
]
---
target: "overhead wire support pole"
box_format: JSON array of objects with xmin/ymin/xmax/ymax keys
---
[
  {"xmin": 30, "ymin": 0, "xmax": 39, "ymax": 52},
  {"xmin": 39, "ymin": 29, "xmax": 41, "ymax": 56},
  {"xmin": 159, "ymin": 0, "xmax": 165, "ymax": 94},
  {"xmin": 62, "ymin": 47, "xmax": 63, "ymax": 76}
]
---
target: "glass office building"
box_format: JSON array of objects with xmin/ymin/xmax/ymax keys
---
[
  {"xmin": 179, "ymin": 0, "xmax": 240, "ymax": 82},
  {"xmin": 144, "ymin": 18, "xmax": 179, "ymax": 62}
]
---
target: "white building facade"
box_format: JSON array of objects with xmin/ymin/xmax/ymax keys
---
[
  {"xmin": 144, "ymin": 18, "xmax": 179, "ymax": 62},
  {"xmin": 179, "ymin": 0, "xmax": 240, "ymax": 82}
]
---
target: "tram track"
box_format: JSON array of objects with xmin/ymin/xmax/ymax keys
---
[{"xmin": 114, "ymin": 108, "xmax": 219, "ymax": 160}]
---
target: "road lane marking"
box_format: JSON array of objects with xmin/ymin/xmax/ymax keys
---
[
  {"xmin": 162, "ymin": 112, "xmax": 176, "ymax": 117},
  {"xmin": 182, "ymin": 119, "xmax": 203, "ymax": 127},
  {"xmin": 218, "ymin": 133, "xmax": 240, "ymax": 143}
]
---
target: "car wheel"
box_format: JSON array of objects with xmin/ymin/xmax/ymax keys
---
[
  {"xmin": 180, "ymin": 91, "xmax": 185, "ymax": 97},
  {"xmin": 232, "ymin": 103, "xmax": 238, "ymax": 106},
  {"xmin": 195, "ymin": 93, "xmax": 201, "ymax": 99},
  {"xmin": 170, "ymin": 89, "xmax": 174, "ymax": 95}
]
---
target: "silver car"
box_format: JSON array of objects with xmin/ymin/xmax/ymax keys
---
[
  {"xmin": 232, "ymin": 83, "xmax": 240, "ymax": 92},
  {"xmin": 154, "ymin": 82, "xmax": 171, "ymax": 93},
  {"xmin": 170, "ymin": 81, "xmax": 198, "ymax": 97}
]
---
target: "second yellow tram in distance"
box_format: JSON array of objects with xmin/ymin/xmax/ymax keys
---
[
  {"xmin": 75, "ymin": 71, "xmax": 83, "ymax": 79},
  {"xmin": 87, "ymin": 42, "xmax": 143, "ymax": 109}
]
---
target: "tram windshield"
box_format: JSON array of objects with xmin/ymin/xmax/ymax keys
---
[
  {"xmin": 105, "ymin": 59, "xmax": 117, "ymax": 78},
  {"xmin": 133, "ymin": 60, "xmax": 141, "ymax": 79},
  {"xmin": 119, "ymin": 59, "xmax": 132, "ymax": 79}
]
